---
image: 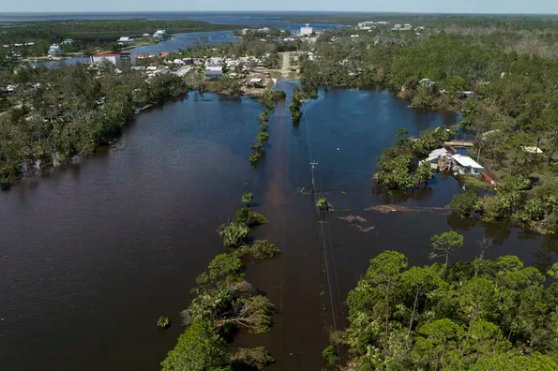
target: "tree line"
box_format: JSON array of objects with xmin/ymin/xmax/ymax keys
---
[
  {"xmin": 0, "ymin": 63, "xmax": 187, "ymax": 188},
  {"xmin": 162, "ymin": 193, "xmax": 280, "ymax": 371}
]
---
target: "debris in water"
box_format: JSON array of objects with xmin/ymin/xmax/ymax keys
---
[
  {"xmin": 338, "ymin": 215, "xmax": 367, "ymax": 223},
  {"xmin": 354, "ymin": 225, "xmax": 375, "ymax": 233},
  {"xmin": 365, "ymin": 204, "xmax": 449, "ymax": 213}
]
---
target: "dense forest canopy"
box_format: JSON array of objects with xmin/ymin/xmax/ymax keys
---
[{"xmin": 341, "ymin": 249, "xmax": 558, "ymax": 371}]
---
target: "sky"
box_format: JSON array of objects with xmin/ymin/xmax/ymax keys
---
[{"xmin": 2, "ymin": 0, "xmax": 558, "ymax": 14}]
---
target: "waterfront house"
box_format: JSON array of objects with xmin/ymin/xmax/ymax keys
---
[
  {"xmin": 117, "ymin": 37, "xmax": 134, "ymax": 45},
  {"xmin": 300, "ymin": 24, "xmax": 314, "ymax": 36},
  {"xmin": 153, "ymin": 30, "xmax": 166, "ymax": 39},
  {"xmin": 451, "ymin": 154, "xmax": 484, "ymax": 175}
]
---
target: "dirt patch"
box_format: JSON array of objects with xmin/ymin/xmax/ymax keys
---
[
  {"xmin": 365, "ymin": 204, "xmax": 449, "ymax": 214},
  {"xmin": 338, "ymin": 215, "xmax": 375, "ymax": 233}
]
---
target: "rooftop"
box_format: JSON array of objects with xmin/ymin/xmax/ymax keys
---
[{"xmin": 452, "ymin": 154, "xmax": 484, "ymax": 169}]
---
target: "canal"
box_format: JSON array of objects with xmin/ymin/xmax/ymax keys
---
[{"xmin": 1, "ymin": 83, "xmax": 557, "ymax": 371}]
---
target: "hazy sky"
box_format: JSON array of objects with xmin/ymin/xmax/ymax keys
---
[{"xmin": 2, "ymin": 0, "xmax": 558, "ymax": 14}]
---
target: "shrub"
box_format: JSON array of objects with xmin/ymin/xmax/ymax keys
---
[
  {"xmin": 450, "ymin": 189, "xmax": 481, "ymax": 217},
  {"xmin": 157, "ymin": 316, "xmax": 170, "ymax": 328},
  {"xmin": 250, "ymin": 240, "xmax": 280, "ymax": 259}
]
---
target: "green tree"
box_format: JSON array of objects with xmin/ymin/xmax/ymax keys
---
[
  {"xmin": 365, "ymin": 251, "xmax": 408, "ymax": 345},
  {"xmin": 450, "ymin": 190, "xmax": 481, "ymax": 217},
  {"xmin": 415, "ymin": 161, "xmax": 434, "ymax": 187},
  {"xmin": 412, "ymin": 319, "xmax": 464, "ymax": 370},
  {"xmin": 161, "ymin": 321, "xmax": 231, "ymax": 371},
  {"xmin": 241, "ymin": 191, "xmax": 254, "ymax": 205},
  {"xmin": 430, "ymin": 231, "xmax": 464, "ymax": 272}
]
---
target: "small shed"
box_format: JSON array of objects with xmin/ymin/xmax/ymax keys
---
[{"xmin": 451, "ymin": 154, "xmax": 484, "ymax": 176}]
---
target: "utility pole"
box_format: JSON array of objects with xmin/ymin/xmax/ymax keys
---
[{"xmin": 310, "ymin": 161, "xmax": 318, "ymax": 193}]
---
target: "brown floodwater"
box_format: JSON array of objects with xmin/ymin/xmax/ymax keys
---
[{"xmin": 1, "ymin": 82, "xmax": 557, "ymax": 371}]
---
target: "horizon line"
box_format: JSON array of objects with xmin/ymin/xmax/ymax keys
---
[{"xmin": 1, "ymin": 10, "xmax": 558, "ymax": 16}]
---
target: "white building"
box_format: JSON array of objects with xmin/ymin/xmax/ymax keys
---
[
  {"xmin": 452, "ymin": 154, "xmax": 484, "ymax": 176},
  {"xmin": 48, "ymin": 44, "xmax": 63, "ymax": 57},
  {"xmin": 90, "ymin": 53, "xmax": 130, "ymax": 65},
  {"xmin": 300, "ymin": 24, "xmax": 314, "ymax": 36},
  {"xmin": 153, "ymin": 30, "xmax": 166, "ymax": 38},
  {"xmin": 117, "ymin": 37, "xmax": 134, "ymax": 45},
  {"xmin": 357, "ymin": 21, "xmax": 376, "ymax": 30},
  {"xmin": 376, "ymin": 21, "xmax": 390, "ymax": 25}
]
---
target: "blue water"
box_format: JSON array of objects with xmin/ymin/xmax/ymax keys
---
[{"xmin": 20, "ymin": 13, "xmax": 344, "ymax": 67}]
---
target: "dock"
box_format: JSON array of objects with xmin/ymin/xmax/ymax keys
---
[{"xmin": 444, "ymin": 140, "xmax": 474, "ymax": 147}]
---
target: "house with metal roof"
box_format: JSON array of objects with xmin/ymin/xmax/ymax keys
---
[{"xmin": 451, "ymin": 154, "xmax": 484, "ymax": 175}]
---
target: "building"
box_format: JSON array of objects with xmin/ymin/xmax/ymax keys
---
[
  {"xmin": 61, "ymin": 39, "xmax": 75, "ymax": 46},
  {"xmin": 249, "ymin": 77, "xmax": 263, "ymax": 87},
  {"xmin": 153, "ymin": 30, "xmax": 166, "ymax": 39},
  {"xmin": 242, "ymin": 29, "xmax": 249, "ymax": 35},
  {"xmin": 300, "ymin": 24, "xmax": 314, "ymax": 36},
  {"xmin": 117, "ymin": 37, "xmax": 134, "ymax": 45},
  {"xmin": 422, "ymin": 148, "xmax": 450, "ymax": 163},
  {"xmin": 376, "ymin": 21, "xmax": 390, "ymax": 25},
  {"xmin": 451, "ymin": 154, "xmax": 484, "ymax": 176},
  {"xmin": 90, "ymin": 53, "xmax": 131, "ymax": 65},
  {"xmin": 48, "ymin": 44, "xmax": 63, "ymax": 57},
  {"xmin": 142, "ymin": 33, "xmax": 150, "ymax": 38},
  {"xmin": 357, "ymin": 21, "xmax": 376, "ymax": 30},
  {"xmin": 404, "ymin": 23, "xmax": 412, "ymax": 29}
]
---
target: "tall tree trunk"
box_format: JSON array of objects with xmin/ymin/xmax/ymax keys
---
[
  {"xmin": 407, "ymin": 286, "xmax": 421, "ymax": 349},
  {"xmin": 385, "ymin": 281, "xmax": 391, "ymax": 351}
]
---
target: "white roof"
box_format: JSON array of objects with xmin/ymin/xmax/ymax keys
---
[
  {"xmin": 118, "ymin": 37, "xmax": 132, "ymax": 41},
  {"xmin": 452, "ymin": 154, "xmax": 483, "ymax": 169},
  {"xmin": 250, "ymin": 78, "xmax": 262, "ymax": 83},
  {"xmin": 424, "ymin": 148, "xmax": 449, "ymax": 162},
  {"xmin": 522, "ymin": 146, "xmax": 543, "ymax": 154},
  {"xmin": 146, "ymin": 66, "xmax": 158, "ymax": 71}
]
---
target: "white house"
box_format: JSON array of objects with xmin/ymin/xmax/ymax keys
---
[
  {"xmin": 153, "ymin": 30, "xmax": 166, "ymax": 38},
  {"xmin": 357, "ymin": 21, "xmax": 376, "ymax": 30},
  {"xmin": 452, "ymin": 154, "xmax": 484, "ymax": 175},
  {"xmin": 300, "ymin": 24, "xmax": 314, "ymax": 36},
  {"xmin": 48, "ymin": 44, "xmax": 63, "ymax": 57},
  {"xmin": 117, "ymin": 37, "xmax": 134, "ymax": 45},
  {"xmin": 423, "ymin": 148, "xmax": 450, "ymax": 163}
]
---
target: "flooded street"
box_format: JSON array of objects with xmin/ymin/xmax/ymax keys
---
[{"xmin": 1, "ymin": 84, "xmax": 557, "ymax": 370}]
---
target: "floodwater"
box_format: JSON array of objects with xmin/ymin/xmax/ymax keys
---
[{"xmin": 1, "ymin": 83, "xmax": 557, "ymax": 371}]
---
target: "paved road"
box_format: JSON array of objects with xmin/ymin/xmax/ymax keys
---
[{"xmin": 280, "ymin": 52, "xmax": 291, "ymax": 75}]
